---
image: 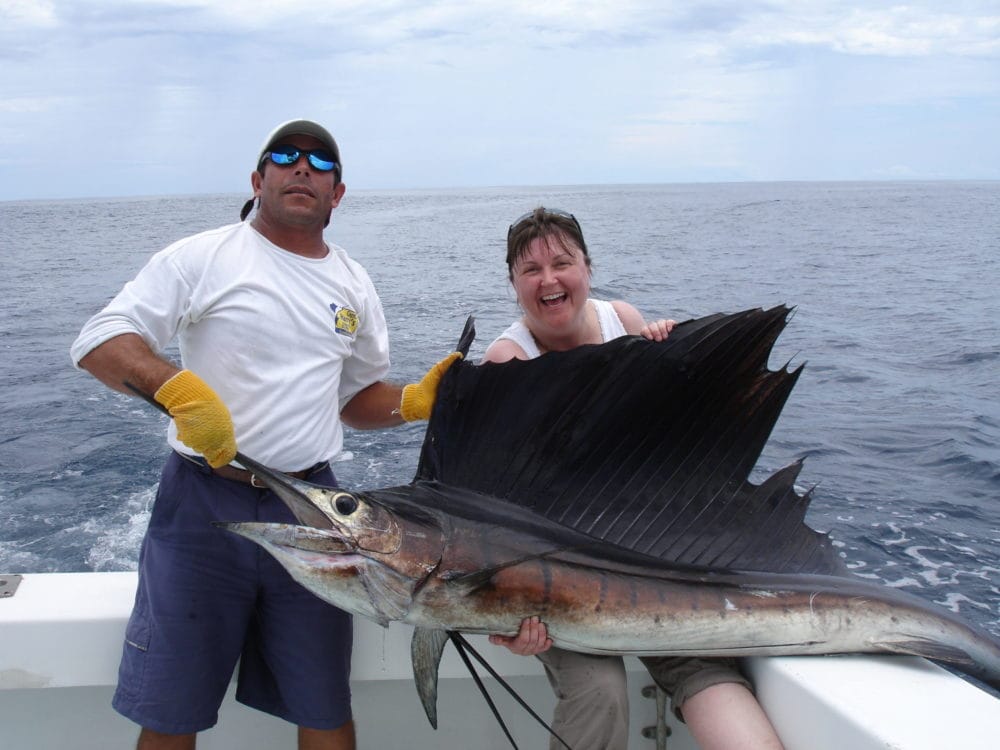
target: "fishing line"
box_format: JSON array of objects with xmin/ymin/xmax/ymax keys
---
[
  {"xmin": 447, "ymin": 632, "xmax": 519, "ymax": 749},
  {"xmin": 448, "ymin": 632, "xmax": 573, "ymax": 750}
]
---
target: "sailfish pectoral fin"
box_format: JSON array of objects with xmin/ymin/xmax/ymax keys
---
[{"xmin": 411, "ymin": 627, "xmax": 451, "ymax": 729}]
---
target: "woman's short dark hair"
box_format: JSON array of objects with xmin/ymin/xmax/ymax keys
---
[{"xmin": 506, "ymin": 207, "xmax": 590, "ymax": 279}]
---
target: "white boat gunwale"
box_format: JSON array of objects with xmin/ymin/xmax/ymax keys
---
[{"xmin": 2, "ymin": 571, "xmax": 999, "ymax": 749}]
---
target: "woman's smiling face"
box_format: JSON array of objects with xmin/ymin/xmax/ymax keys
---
[{"xmin": 511, "ymin": 231, "xmax": 592, "ymax": 334}]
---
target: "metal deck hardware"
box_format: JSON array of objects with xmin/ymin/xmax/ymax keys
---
[
  {"xmin": 641, "ymin": 683, "xmax": 671, "ymax": 749},
  {"xmin": 0, "ymin": 574, "xmax": 23, "ymax": 598}
]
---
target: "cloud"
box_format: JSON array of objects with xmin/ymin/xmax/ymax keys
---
[
  {"xmin": 1, "ymin": 0, "xmax": 57, "ymax": 26},
  {"xmin": 0, "ymin": 96, "xmax": 65, "ymax": 114},
  {"xmin": 0, "ymin": 1, "xmax": 998, "ymax": 199},
  {"xmin": 753, "ymin": 6, "xmax": 1000, "ymax": 58}
]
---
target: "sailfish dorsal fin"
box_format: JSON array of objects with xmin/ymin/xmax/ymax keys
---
[{"xmin": 416, "ymin": 306, "xmax": 845, "ymax": 576}]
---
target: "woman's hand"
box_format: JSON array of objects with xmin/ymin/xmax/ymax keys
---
[
  {"xmin": 489, "ymin": 616, "xmax": 553, "ymax": 656},
  {"xmin": 640, "ymin": 318, "xmax": 676, "ymax": 341}
]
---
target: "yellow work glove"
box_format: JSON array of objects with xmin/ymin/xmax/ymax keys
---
[
  {"xmin": 154, "ymin": 370, "xmax": 237, "ymax": 468},
  {"xmin": 398, "ymin": 352, "xmax": 463, "ymax": 422}
]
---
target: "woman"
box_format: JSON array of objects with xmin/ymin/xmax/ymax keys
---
[{"xmin": 485, "ymin": 207, "xmax": 784, "ymax": 750}]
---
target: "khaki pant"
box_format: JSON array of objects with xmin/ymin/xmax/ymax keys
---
[
  {"xmin": 537, "ymin": 648, "xmax": 752, "ymax": 749},
  {"xmin": 537, "ymin": 648, "xmax": 629, "ymax": 750}
]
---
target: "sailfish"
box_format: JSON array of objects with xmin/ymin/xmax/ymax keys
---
[{"xmin": 220, "ymin": 305, "xmax": 1000, "ymax": 731}]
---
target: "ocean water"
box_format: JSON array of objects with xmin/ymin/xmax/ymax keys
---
[{"xmin": 1, "ymin": 181, "xmax": 998, "ymax": 641}]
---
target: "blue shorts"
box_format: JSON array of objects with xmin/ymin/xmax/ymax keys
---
[{"xmin": 112, "ymin": 451, "xmax": 353, "ymax": 735}]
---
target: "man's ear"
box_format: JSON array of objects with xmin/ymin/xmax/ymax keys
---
[{"xmin": 331, "ymin": 181, "xmax": 346, "ymax": 209}]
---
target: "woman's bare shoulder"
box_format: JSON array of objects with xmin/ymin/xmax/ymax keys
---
[
  {"xmin": 482, "ymin": 337, "xmax": 530, "ymax": 363},
  {"xmin": 610, "ymin": 299, "xmax": 646, "ymax": 335}
]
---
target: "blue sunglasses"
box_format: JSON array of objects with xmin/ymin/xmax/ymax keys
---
[{"xmin": 262, "ymin": 144, "xmax": 340, "ymax": 174}]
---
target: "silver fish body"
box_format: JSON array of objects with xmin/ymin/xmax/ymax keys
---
[{"xmin": 223, "ymin": 471, "xmax": 1000, "ymax": 693}]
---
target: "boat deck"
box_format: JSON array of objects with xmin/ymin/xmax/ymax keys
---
[{"xmin": 2, "ymin": 572, "xmax": 999, "ymax": 748}]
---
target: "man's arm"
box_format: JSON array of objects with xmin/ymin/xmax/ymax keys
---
[
  {"xmin": 340, "ymin": 351, "xmax": 463, "ymax": 429},
  {"xmin": 77, "ymin": 333, "xmax": 180, "ymax": 396},
  {"xmin": 340, "ymin": 380, "xmax": 403, "ymax": 430},
  {"xmin": 340, "ymin": 381, "xmax": 407, "ymax": 429},
  {"xmin": 78, "ymin": 333, "xmax": 236, "ymax": 467}
]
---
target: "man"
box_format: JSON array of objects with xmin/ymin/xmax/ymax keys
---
[{"xmin": 71, "ymin": 119, "xmax": 457, "ymax": 750}]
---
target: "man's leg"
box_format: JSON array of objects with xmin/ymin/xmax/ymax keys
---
[
  {"xmin": 136, "ymin": 728, "xmax": 196, "ymax": 750},
  {"xmin": 115, "ymin": 456, "xmax": 256, "ymax": 737},
  {"xmin": 299, "ymin": 721, "xmax": 356, "ymax": 750},
  {"xmin": 237, "ymin": 466, "xmax": 354, "ymax": 733}
]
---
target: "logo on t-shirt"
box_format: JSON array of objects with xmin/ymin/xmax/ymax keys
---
[{"xmin": 330, "ymin": 305, "xmax": 359, "ymax": 336}]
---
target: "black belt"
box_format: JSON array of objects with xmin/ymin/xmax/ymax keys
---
[{"xmin": 176, "ymin": 451, "xmax": 329, "ymax": 487}]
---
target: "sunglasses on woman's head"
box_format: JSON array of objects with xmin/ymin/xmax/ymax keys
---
[
  {"xmin": 508, "ymin": 208, "xmax": 582, "ymax": 240},
  {"xmin": 262, "ymin": 144, "xmax": 339, "ymax": 173}
]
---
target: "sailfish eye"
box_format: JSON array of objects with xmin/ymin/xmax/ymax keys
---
[{"xmin": 334, "ymin": 493, "xmax": 359, "ymax": 516}]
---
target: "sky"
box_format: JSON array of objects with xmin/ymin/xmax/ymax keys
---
[{"xmin": 1, "ymin": 0, "xmax": 998, "ymax": 201}]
